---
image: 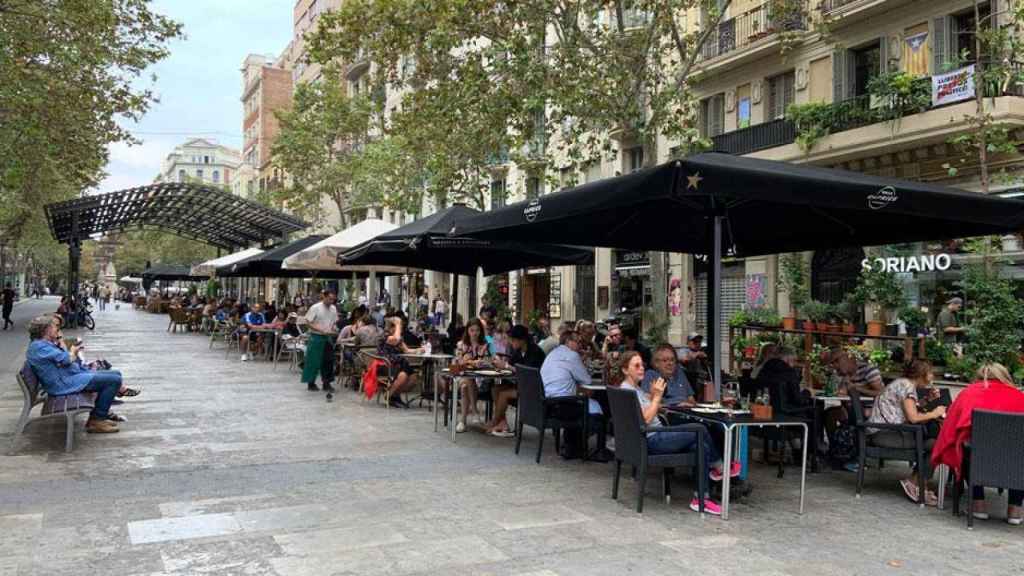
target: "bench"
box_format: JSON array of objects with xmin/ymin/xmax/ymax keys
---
[{"xmin": 12, "ymin": 363, "xmax": 94, "ymax": 453}]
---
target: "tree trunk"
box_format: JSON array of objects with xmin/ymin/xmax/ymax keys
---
[
  {"xmin": 975, "ymin": 0, "xmax": 990, "ymax": 193},
  {"xmin": 643, "ymin": 136, "xmax": 668, "ymax": 342}
]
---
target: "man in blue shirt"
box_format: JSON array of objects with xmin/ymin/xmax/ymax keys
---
[
  {"xmin": 26, "ymin": 316, "xmax": 123, "ymax": 433},
  {"xmin": 642, "ymin": 343, "xmax": 696, "ymax": 407},
  {"xmin": 540, "ymin": 329, "xmax": 607, "ymax": 460},
  {"xmin": 239, "ymin": 303, "xmax": 266, "ymax": 362}
]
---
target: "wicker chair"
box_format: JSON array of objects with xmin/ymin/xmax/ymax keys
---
[{"xmin": 954, "ymin": 410, "xmax": 1024, "ymax": 528}]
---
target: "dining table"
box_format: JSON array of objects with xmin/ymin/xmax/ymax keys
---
[
  {"xmin": 663, "ymin": 406, "xmax": 810, "ymax": 521},
  {"xmin": 400, "ymin": 352, "xmax": 453, "ymax": 424},
  {"xmin": 439, "ymin": 366, "xmax": 514, "ymax": 442}
]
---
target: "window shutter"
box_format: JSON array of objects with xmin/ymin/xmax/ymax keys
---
[
  {"xmin": 931, "ymin": 16, "xmax": 949, "ymax": 73},
  {"xmin": 879, "ymin": 35, "xmax": 890, "ymax": 73},
  {"xmin": 711, "ymin": 94, "xmax": 725, "ymax": 136},
  {"xmin": 699, "ymin": 99, "xmax": 709, "ymax": 137},
  {"xmin": 832, "ymin": 49, "xmax": 847, "ymax": 102},
  {"xmin": 784, "ymin": 72, "xmax": 795, "ymax": 110}
]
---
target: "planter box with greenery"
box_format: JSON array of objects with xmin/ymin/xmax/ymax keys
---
[{"xmin": 779, "ymin": 253, "xmax": 809, "ymax": 330}]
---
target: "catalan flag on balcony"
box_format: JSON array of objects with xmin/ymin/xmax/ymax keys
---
[{"xmin": 904, "ymin": 30, "xmax": 930, "ymax": 76}]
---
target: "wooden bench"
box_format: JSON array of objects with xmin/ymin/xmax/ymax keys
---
[{"xmin": 12, "ymin": 363, "xmax": 94, "ymax": 453}]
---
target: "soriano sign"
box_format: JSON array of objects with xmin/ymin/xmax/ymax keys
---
[{"xmin": 861, "ymin": 254, "xmax": 952, "ymax": 274}]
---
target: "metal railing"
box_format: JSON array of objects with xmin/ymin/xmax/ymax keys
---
[
  {"xmin": 710, "ymin": 118, "xmax": 796, "ymax": 155},
  {"xmin": 819, "ymin": 0, "xmax": 865, "ymax": 12},
  {"xmin": 700, "ymin": 1, "xmax": 806, "ymax": 61}
]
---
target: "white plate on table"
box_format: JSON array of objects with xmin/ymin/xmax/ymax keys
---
[{"xmin": 470, "ymin": 369, "xmax": 509, "ymax": 377}]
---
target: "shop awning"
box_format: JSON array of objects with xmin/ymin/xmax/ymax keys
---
[{"xmin": 191, "ymin": 247, "xmax": 264, "ymax": 277}]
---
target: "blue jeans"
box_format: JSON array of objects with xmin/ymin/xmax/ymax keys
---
[
  {"xmin": 84, "ymin": 370, "xmax": 122, "ymax": 420},
  {"xmin": 647, "ymin": 429, "xmax": 720, "ymax": 470}
]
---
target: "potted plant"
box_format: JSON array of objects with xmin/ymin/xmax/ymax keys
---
[
  {"xmin": 852, "ymin": 260, "xmax": 905, "ymax": 337},
  {"xmin": 748, "ymin": 306, "xmax": 782, "ymax": 328},
  {"xmin": 801, "ymin": 299, "xmax": 829, "ymax": 332},
  {"xmin": 728, "ymin": 309, "xmax": 751, "ymax": 329},
  {"xmin": 899, "ymin": 305, "xmax": 928, "ymax": 337},
  {"xmin": 820, "ymin": 303, "xmax": 842, "ymax": 333},
  {"xmin": 779, "ymin": 253, "xmax": 809, "ymax": 330}
]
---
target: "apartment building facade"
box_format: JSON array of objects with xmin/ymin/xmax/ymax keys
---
[
  {"xmin": 682, "ymin": 0, "xmax": 1024, "ymax": 337},
  {"xmin": 240, "ymin": 53, "xmax": 293, "ymax": 199},
  {"xmin": 155, "ymin": 138, "xmax": 242, "ymax": 188}
]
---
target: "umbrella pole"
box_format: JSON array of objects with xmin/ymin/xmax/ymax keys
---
[
  {"xmin": 451, "ymin": 273, "xmax": 459, "ymax": 328},
  {"xmin": 708, "ymin": 215, "xmax": 723, "ymax": 400}
]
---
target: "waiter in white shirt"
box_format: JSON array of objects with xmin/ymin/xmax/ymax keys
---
[{"xmin": 303, "ymin": 290, "xmax": 339, "ymax": 392}]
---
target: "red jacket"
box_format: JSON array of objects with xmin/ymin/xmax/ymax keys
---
[{"xmin": 931, "ymin": 380, "xmax": 1024, "ymax": 479}]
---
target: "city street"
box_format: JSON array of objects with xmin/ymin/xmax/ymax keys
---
[{"xmin": 1, "ymin": 305, "xmax": 1021, "ymax": 576}]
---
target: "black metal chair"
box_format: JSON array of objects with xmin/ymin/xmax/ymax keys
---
[
  {"xmin": 952, "ymin": 410, "xmax": 1024, "ymax": 528},
  {"xmin": 606, "ymin": 386, "xmax": 708, "ymax": 513},
  {"xmin": 849, "ymin": 389, "xmax": 928, "ymax": 506},
  {"xmin": 514, "ymin": 365, "xmax": 588, "ymax": 464}
]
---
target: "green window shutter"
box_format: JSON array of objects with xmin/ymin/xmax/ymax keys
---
[
  {"xmin": 879, "ymin": 35, "xmax": 890, "ymax": 73},
  {"xmin": 931, "ymin": 16, "xmax": 949, "ymax": 73},
  {"xmin": 832, "ymin": 49, "xmax": 847, "ymax": 102}
]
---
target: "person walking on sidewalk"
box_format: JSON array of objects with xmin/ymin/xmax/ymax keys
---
[
  {"xmin": 303, "ymin": 289, "xmax": 339, "ymax": 393},
  {"xmin": 2, "ymin": 283, "xmax": 14, "ymax": 330}
]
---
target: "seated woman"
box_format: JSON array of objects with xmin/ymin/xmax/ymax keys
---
[
  {"xmin": 453, "ymin": 318, "xmax": 490, "ymax": 433},
  {"xmin": 377, "ymin": 316, "xmax": 422, "ymax": 409},
  {"xmin": 614, "ymin": 351, "xmax": 739, "ymax": 515},
  {"xmin": 932, "ymin": 363, "xmax": 1024, "ymax": 525},
  {"xmin": 867, "ymin": 359, "xmax": 946, "ymax": 505},
  {"xmin": 485, "ymin": 324, "xmax": 546, "ymax": 437}
]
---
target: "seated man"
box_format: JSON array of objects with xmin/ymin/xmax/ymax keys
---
[
  {"xmin": 835, "ymin": 351, "xmax": 885, "ymax": 397},
  {"xmin": 486, "ymin": 324, "xmax": 546, "ymax": 437},
  {"xmin": 239, "ymin": 303, "xmax": 266, "ymax": 362},
  {"xmin": 642, "ymin": 343, "xmax": 696, "ymax": 407},
  {"xmin": 540, "ymin": 329, "xmax": 606, "ymax": 460},
  {"xmin": 26, "ymin": 316, "xmax": 126, "ymax": 433}
]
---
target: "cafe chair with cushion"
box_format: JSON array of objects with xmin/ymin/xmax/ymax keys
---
[
  {"xmin": 849, "ymin": 389, "xmax": 929, "ymax": 506},
  {"xmin": 514, "ymin": 365, "xmax": 588, "ymax": 464},
  {"xmin": 606, "ymin": 386, "xmax": 708, "ymax": 514},
  {"xmin": 953, "ymin": 410, "xmax": 1024, "ymax": 529}
]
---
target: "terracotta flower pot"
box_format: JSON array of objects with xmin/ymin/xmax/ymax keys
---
[
  {"xmin": 866, "ymin": 320, "xmax": 884, "ymax": 337},
  {"xmin": 842, "ymin": 322, "xmax": 856, "ymax": 334},
  {"xmin": 823, "ymin": 323, "xmax": 840, "ymax": 333},
  {"xmin": 782, "ymin": 316, "xmax": 797, "ymax": 330},
  {"xmin": 803, "ymin": 320, "xmax": 817, "ymax": 332}
]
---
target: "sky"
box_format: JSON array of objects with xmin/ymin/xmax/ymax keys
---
[{"xmin": 97, "ymin": 0, "xmax": 294, "ymax": 193}]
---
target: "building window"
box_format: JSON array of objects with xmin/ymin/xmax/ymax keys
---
[
  {"xmin": 626, "ymin": 147, "xmax": 644, "ymax": 173},
  {"xmin": 526, "ymin": 176, "xmax": 543, "ymax": 199},
  {"xmin": 699, "ymin": 94, "xmax": 725, "ymax": 137},
  {"xmin": 954, "ymin": 3, "xmax": 990, "ymax": 65},
  {"xmin": 767, "ymin": 71, "xmax": 796, "ymax": 120},
  {"xmin": 204, "ymin": 155, "xmax": 210, "ymax": 164},
  {"xmin": 212, "ymin": 170, "xmax": 220, "ymax": 183},
  {"xmin": 490, "ymin": 179, "xmax": 506, "ymax": 209},
  {"xmin": 852, "ymin": 41, "xmax": 881, "ymax": 97},
  {"xmin": 196, "ymin": 169, "xmax": 204, "ymax": 180},
  {"xmin": 178, "ymin": 169, "xmax": 186, "ymax": 182}
]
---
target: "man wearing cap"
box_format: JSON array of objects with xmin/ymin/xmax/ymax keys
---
[
  {"xmin": 25, "ymin": 316, "xmax": 126, "ymax": 433},
  {"xmin": 303, "ymin": 290, "xmax": 338, "ymax": 392},
  {"xmin": 937, "ymin": 297, "xmax": 965, "ymax": 346},
  {"xmin": 678, "ymin": 332, "xmax": 707, "ymax": 366}
]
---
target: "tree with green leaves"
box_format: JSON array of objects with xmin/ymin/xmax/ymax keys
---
[
  {"xmin": 0, "ymin": 0, "xmax": 182, "ymax": 244},
  {"xmin": 271, "ymin": 74, "xmax": 378, "ymax": 229}
]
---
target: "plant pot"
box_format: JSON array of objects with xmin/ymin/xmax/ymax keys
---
[
  {"xmin": 752, "ymin": 404, "xmax": 774, "ymax": 420},
  {"xmin": 842, "ymin": 322, "xmax": 856, "ymax": 334},
  {"xmin": 823, "ymin": 323, "xmax": 840, "ymax": 333},
  {"xmin": 803, "ymin": 320, "xmax": 817, "ymax": 332},
  {"xmin": 866, "ymin": 320, "xmax": 884, "ymax": 337},
  {"xmin": 782, "ymin": 316, "xmax": 797, "ymax": 330}
]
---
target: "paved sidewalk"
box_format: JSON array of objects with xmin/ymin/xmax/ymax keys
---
[{"xmin": 0, "ymin": 305, "xmax": 1021, "ymax": 576}]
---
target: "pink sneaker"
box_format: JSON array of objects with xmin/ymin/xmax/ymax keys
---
[
  {"xmin": 709, "ymin": 461, "xmax": 742, "ymax": 482},
  {"xmin": 689, "ymin": 497, "xmax": 722, "ymax": 515}
]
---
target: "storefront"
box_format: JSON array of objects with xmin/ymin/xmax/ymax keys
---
[{"xmin": 611, "ymin": 250, "xmax": 651, "ymax": 330}]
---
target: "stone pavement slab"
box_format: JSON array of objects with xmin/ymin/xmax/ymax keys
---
[{"xmin": 0, "ymin": 304, "xmax": 1021, "ymax": 575}]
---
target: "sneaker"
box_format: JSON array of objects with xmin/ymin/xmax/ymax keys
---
[
  {"xmin": 240, "ymin": 354, "xmax": 248, "ymax": 361},
  {"xmin": 307, "ymin": 383, "xmax": 320, "ymax": 392},
  {"xmin": 86, "ymin": 419, "xmax": 119, "ymax": 433},
  {"xmin": 689, "ymin": 497, "xmax": 722, "ymax": 516},
  {"xmin": 1008, "ymin": 506, "xmax": 1022, "ymax": 525},
  {"xmin": 972, "ymin": 501, "xmax": 990, "ymax": 520},
  {"xmin": 605, "ymin": 438, "xmax": 616, "ymax": 452},
  {"xmin": 488, "ymin": 429, "xmax": 515, "ymax": 438},
  {"xmin": 709, "ymin": 461, "xmax": 742, "ymax": 482},
  {"xmin": 455, "ymin": 421, "xmax": 466, "ymax": 433}
]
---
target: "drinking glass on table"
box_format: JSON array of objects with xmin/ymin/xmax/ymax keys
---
[{"xmin": 722, "ymin": 381, "xmax": 739, "ymax": 408}]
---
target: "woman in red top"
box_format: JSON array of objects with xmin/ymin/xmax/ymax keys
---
[{"xmin": 931, "ymin": 363, "xmax": 1024, "ymax": 525}]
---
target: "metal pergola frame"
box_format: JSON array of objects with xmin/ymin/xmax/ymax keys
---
[{"xmin": 45, "ymin": 183, "xmax": 309, "ymax": 296}]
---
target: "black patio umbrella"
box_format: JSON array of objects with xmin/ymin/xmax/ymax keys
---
[
  {"xmin": 340, "ymin": 205, "xmax": 594, "ymax": 317},
  {"xmin": 453, "ymin": 152, "xmax": 1024, "ymax": 392}
]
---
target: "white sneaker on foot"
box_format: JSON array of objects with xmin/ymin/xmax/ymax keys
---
[
  {"xmin": 240, "ymin": 354, "xmax": 248, "ymax": 361},
  {"xmin": 455, "ymin": 421, "xmax": 467, "ymax": 433}
]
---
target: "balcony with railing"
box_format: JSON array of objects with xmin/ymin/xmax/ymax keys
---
[
  {"xmin": 710, "ymin": 118, "xmax": 796, "ymax": 155},
  {"xmin": 698, "ymin": 1, "xmax": 806, "ymax": 62}
]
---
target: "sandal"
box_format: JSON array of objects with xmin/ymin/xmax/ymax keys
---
[
  {"xmin": 900, "ymin": 479, "xmax": 920, "ymax": 503},
  {"xmin": 117, "ymin": 387, "xmax": 141, "ymax": 398}
]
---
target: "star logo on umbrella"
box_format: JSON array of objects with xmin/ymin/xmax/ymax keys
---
[{"xmin": 686, "ymin": 172, "xmax": 703, "ymax": 190}]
